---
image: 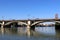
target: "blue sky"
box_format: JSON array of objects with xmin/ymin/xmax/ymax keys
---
[{"xmin": 0, "ymin": 0, "xmax": 60, "ymax": 20}]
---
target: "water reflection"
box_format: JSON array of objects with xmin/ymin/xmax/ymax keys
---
[
  {"xmin": 0, "ymin": 27, "xmax": 60, "ymax": 40},
  {"xmin": 35, "ymin": 27, "xmax": 56, "ymax": 35},
  {"xmin": 0, "ymin": 28, "xmax": 5, "ymax": 35}
]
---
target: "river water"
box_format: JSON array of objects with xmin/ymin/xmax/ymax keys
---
[{"xmin": 0, "ymin": 27, "xmax": 60, "ymax": 40}]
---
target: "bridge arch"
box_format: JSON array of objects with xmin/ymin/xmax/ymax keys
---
[
  {"xmin": 5, "ymin": 21, "xmax": 28, "ymax": 26},
  {"xmin": 31, "ymin": 21, "xmax": 43, "ymax": 26},
  {"xmin": 41, "ymin": 22, "xmax": 55, "ymax": 24},
  {"xmin": 31, "ymin": 21, "xmax": 58, "ymax": 26}
]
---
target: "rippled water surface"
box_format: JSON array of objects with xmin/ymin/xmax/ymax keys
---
[{"xmin": 0, "ymin": 27, "xmax": 60, "ymax": 40}]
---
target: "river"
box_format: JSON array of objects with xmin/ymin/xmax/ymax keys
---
[{"xmin": 0, "ymin": 27, "xmax": 60, "ymax": 40}]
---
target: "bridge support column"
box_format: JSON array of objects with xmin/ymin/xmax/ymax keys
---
[
  {"xmin": 1, "ymin": 21, "xmax": 4, "ymax": 29},
  {"xmin": 27, "ymin": 21, "xmax": 31, "ymax": 30},
  {"xmin": 1, "ymin": 21, "xmax": 5, "ymax": 34},
  {"xmin": 26, "ymin": 21, "xmax": 31, "ymax": 37}
]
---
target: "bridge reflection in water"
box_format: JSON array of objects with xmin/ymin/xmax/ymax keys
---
[
  {"xmin": 0, "ymin": 27, "xmax": 60, "ymax": 37},
  {"xmin": 0, "ymin": 26, "xmax": 60, "ymax": 40}
]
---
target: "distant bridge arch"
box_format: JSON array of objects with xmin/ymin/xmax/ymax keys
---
[{"xmin": 31, "ymin": 21, "xmax": 60, "ymax": 26}]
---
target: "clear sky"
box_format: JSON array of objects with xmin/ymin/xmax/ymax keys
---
[{"xmin": 0, "ymin": 0, "xmax": 60, "ymax": 20}]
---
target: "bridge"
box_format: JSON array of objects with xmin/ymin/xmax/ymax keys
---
[{"xmin": 0, "ymin": 14, "xmax": 60, "ymax": 30}]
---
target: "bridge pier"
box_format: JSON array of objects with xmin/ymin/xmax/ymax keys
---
[
  {"xmin": 1, "ymin": 21, "xmax": 5, "ymax": 34},
  {"xmin": 1, "ymin": 25, "xmax": 4, "ymax": 29},
  {"xmin": 26, "ymin": 21, "xmax": 31, "ymax": 37},
  {"xmin": 1, "ymin": 21, "xmax": 4, "ymax": 28},
  {"xmin": 27, "ymin": 21, "xmax": 31, "ymax": 31},
  {"xmin": 27, "ymin": 21, "xmax": 35, "ymax": 31}
]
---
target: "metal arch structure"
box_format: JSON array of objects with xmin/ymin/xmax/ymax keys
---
[
  {"xmin": 31, "ymin": 21, "xmax": 60, "ymax": 26},
  {"xmin": 5, "ymin": 21, "xmax": 28, "ymax": 26},
  {"xmin": 0, "ymin": 18, "xmax": 60, "ymax": 27}
]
